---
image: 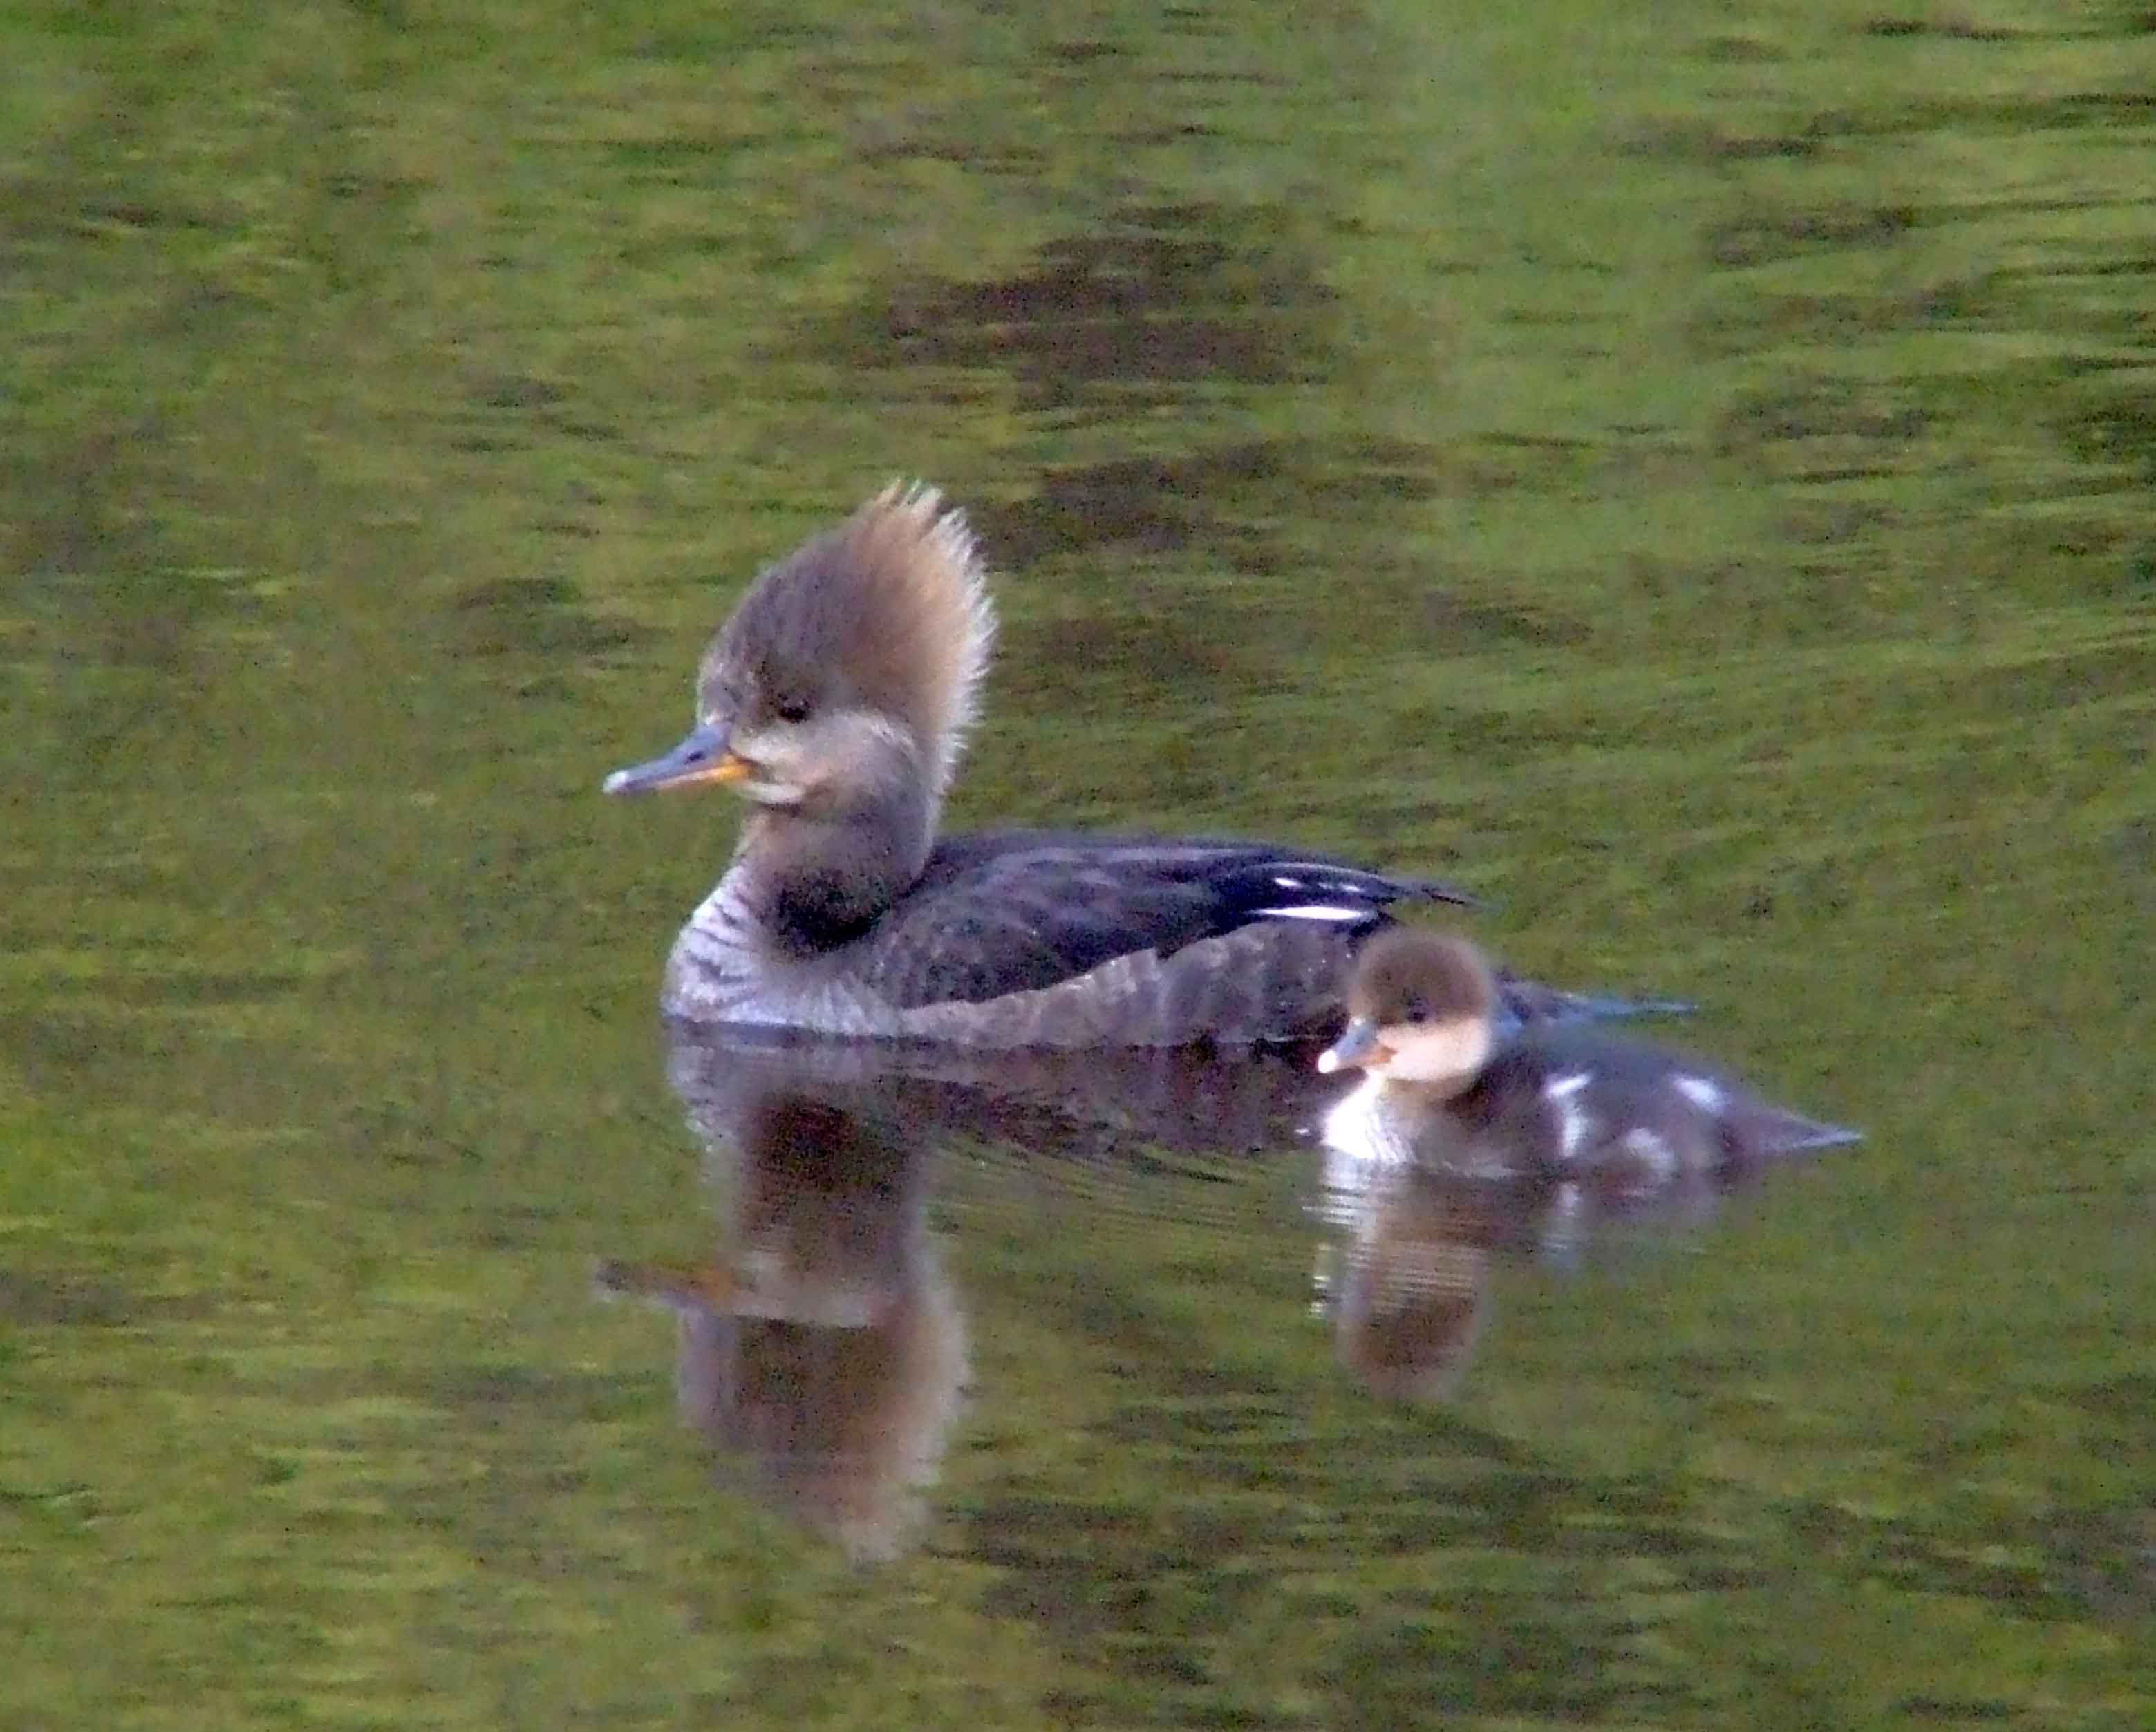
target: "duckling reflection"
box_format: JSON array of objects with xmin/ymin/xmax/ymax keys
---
[
  {"xmin": 1311, "ymin": 1155, "xmax": 1747, "ymax": 1405},
  {"xmin": 604, "ymin": 482, "xmax": 1684, "ymax": 1048},
  {"xmin": 596, "ymin": 1071, "xmax": 964, "ymax": 1565},
  {"xmin": 1309, "ymin": 929, "xmax": 1862, "ymax": 1402}
]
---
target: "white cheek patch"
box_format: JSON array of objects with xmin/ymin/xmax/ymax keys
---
[
  {"xmin": 1672, "ymin": 1074, "xmax": 1727, "ymax": 1113},
  {"xmin": 1271, "ymin": 874, "xmax": 1307, "ymax": 890},
  {"xmin": 1383, "ymin": 1019, "xmax": 1492, "ymax": 1086}
]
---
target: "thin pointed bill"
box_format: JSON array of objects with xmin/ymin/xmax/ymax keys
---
[
  {"xmin": 602, "ymin": 721, "xmax": 750, "ymax": 796},
  {"xmin": 1744, "ymin": 1104, "xmax": 1866, "ymax": 1157},
  {"xmin": 1318, "ymin": 1016, "xmax": 1394, "ymax": 1075},
  {"xmin": 1780, "ymin": 1118, "xmax": 1865, "ymax": 1153}
]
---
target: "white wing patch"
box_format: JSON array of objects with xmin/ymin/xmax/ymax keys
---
[
  {"xmin": 1543, "ymin": 1070, "xmax": 1594, "ymax": 1162},
  {"xmin": 1672, "ymin": 1074, "xmax": 1727, "ymax": 1113},
  {"xmin": 1615, "ymin": 1127, "xmax": 1678, "ymax": 1182},
  {"xmin": 1258, "ymin": 904, "xmax": 1370, "ymax": 923}
]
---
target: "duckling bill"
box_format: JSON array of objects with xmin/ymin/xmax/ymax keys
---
[
  {"xmin": 1318, "ymin": 928, "xmax": 1861, "ymax": 1183},
  {"xmin": 606, "ymin": 483, "xmax": 1670, "ymax": 1048}
]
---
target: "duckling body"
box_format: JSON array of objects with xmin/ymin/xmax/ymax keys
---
[
  {"xmin": 607, "ymin": 484, "xmax": 1676, "ymax": 1049},
  {"xmin": 1319, "ymin": 930, "xmax": 1859, "ymax": 1183}
]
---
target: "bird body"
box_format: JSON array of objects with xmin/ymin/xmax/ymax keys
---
[
  {"xmin": 608, "ymin": 484, "xmax": 1669, "ymax": 1048},
  {"xmin": 1318, "ymin": 929, "xmax": 1859, "ymax": 1183}
]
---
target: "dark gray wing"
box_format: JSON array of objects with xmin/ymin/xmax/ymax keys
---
[{"xmin": 852, "ymin": 830, "xmax": 1466, "ymax": 1010}]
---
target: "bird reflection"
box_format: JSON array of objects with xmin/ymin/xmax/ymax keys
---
[
  {"xmin": 1309, "ymin": 1153, "xmax": 1766, "ymax": 1406},
  {"xmin": 600, "ymin": 1011, "xmax": 1850, "ymax": 1555},
  {"xmin": 595, "ymin": 1070, "xmax": 963, "ymax": 1564}
]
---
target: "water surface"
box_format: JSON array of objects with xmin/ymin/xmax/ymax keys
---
[{"xmin": 4, "ymin": 1, "xmax": 2153, "ymax": 1726}]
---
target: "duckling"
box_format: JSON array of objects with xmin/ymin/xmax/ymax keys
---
[
  {"xmin": 605, "ymin": 483, "xmax": 1674, "ymax": 1048},
  {"xmin": 1317, "ymin": 928, "xmax": 1859, "ymax": 1184}
]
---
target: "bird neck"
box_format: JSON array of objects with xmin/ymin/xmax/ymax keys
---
[{"xmin": 731, "ymin": 759, "xmax": 936, "ymax": 958}]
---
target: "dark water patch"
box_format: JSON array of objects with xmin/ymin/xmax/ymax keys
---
[
  {"xmin": 1808, "ymin": 93, "xmax": 2156, "ymax": 139},
  {"xmin": 2036, "ymin": 1503, "xmax": 2156, "ymax": 1624},
  {"xmin": 996, "ymin": 613, "xmax": 1270, "ymax": 715},
  {"xmin": 64, "ymin": 195, "xmax": 242, "ymax": 240},
  {"xmin": 1696, "ymin": 34, "xmax": 1788, "ymax": 62},
  {"xmin": 1888, "ymin": 1696, "xmax": 2020, "ymax": 1722},
  {"xmin": 1706, "ymin": 203, "xmax": 1918, "ymax": 270},
  {"xmin": 444, "ymin": 432, "xmax": 534, "ymax": 456},
  {"xmin": 4, "ymin": 1010, "xmax": 126, "ymax": 1089},
  {"xmin": 2061, "ymin": 384, "xmax": 2156, "ymax": 478},
  {"xmin": 449, "ymin": 575, "xmax": 646, "ymax": 661},
  {"xmin": 597, "ymin": 135, "xmax": 751, "ymax": 178},
  {"xmin": 1336, "ymin": 1469, "xmax": 1736, "ymax": 1565},
  {"xmin": 982, "ymin": 461, "xmax": 1212, "ymax": 560},
  {"xmin": 852, "ymin": 128, "xmax": 1049, "ymax": 172},
  {"xmin": 474, "ymin": 375, "xmax": 567, "ymax": 412},
  {"xmin": 2054, "ymin": 352, "xmax": 2156, "ymax": 377},
  {"xmin": 415, "ymin": 1362, "xmax": 655, "ymax": 1428},
  {"xmin": 0, "ymin": 1270, "xmax": 168, "ymax": 1328},
  {"xmin": 1974, "ymin": 515, "xmax": 2156, "ymax": 604},
  {"xmin": 626, "ymin": 17, "xmax": 818, "ymax": 60},
  {"xmin": 100, "ymin": 967, "xmax": 317, "ymax": 1008},
  {"xmin": 1113, "ymin": 122, "xmax": 1227, "ymax": 147},
  {"xmin": 1718, "ymin": 376, "xmax": 1931, "ymax": 475},
  {"xmin": 1954, "ymin": 642, "xmax": 2156, "ymax": 714},
  {"xmin": 1101, "ymin": 1397, "xmax": 1306, "ymax": 1450},
  {"xmin": 975, "ymin": 435, "xmax": 1591, "ymax": 605},
  {"xmin": 7, "ymin": 424, "xmax": 165, "ymax": 577},
  {"xmin": 2065, "ymin": 1372, "xmax": 2156, "ymax": 1422},
  {"xmin": 974, "ymin": 444, "xmax": 1284, "ymax": 566},
  {"xmin": 1048, "ymin": 39, "xmax": 1125, "ymax": 66},
  {"xmin": 1159, "ymin": 67, "xmax": 1285, "ymax": 89},
  {"xmin": 1779, "ymin": 1497, "xmax": 2145, "ymax": 1626},
  {"xmin": 1860, "ymin": 16, "xmax": 2030, "ymax": 41},
  {"xmin": 979, "ymin": 435, "xmax": 1453, "ymax": 565},
  {"xmin": 1691, "ymin": 279, "xmax": 2016, "ymax": 356},
  {"xmin": 1416, "ymin": 587, "xmax": 1590, "ymax": 649},
  {"xmin": 1773, "ymin": 500, "xmax": 1902, "ymax": 545},
  {"xmin": 451, "ymin": 373, "xmax": 629, "ymax": 458},
  {"xmin": 1325, "ymin": 1599, "xmax": 1698, "ymax": 1726},
  {"xmin": 1622, "ymin": 119, "xmax": 1821, "ymax": 163},
  {"xmin": 809, "ymin": 202, "xmax": 1336, "ymax": 405}
]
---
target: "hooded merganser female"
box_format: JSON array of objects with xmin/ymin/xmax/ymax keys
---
[
  {"xmin": 605, "ymin": 484, "xmax": 1678, "ymax": 1048},
  {"xmin": 1315, "ymin": 928, "xmax": 1860, "ymax": 1183}
]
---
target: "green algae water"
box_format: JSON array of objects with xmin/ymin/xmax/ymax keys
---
[{"xmin": 4, "ymin": 1, "xmax": 2153, "ymax": 1726}]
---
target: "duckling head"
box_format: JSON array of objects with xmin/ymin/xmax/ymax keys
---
[
  {"xmin": 1318, "ymin": 928, "xmax": 1498, "ymax": 1093},
  {"xmin": 603, "ymin": 482, "xmax": 996, "ymax": 832}
]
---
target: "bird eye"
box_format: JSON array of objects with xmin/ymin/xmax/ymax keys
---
[
  {"xmin": 1402, "ymin": 991, "xmax": 1431, "ymax": 1023},
  {"xmin": 773, "ymin": 695, "xmax": 811, "ymax": 724}
]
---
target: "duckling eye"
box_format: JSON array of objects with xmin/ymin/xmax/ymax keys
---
[
  {"xmin": 772, "ymin": 695, "xmax": 812, "ymax": 725},
  {"xmin": 1401, "ymin": 990, "xmax": 1432, "ymax": 1023}
]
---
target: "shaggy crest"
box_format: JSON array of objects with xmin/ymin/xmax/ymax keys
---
[{"xmin": 698, "ymin": 482, "xmax": 996, "ymax": 802}]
